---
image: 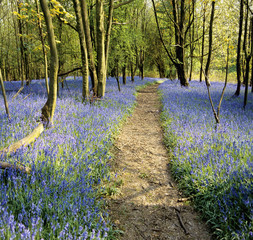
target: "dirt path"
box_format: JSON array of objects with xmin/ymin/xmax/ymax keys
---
[{"xmin": 108, "ymin": 83, "xmax": 212, "ymax": 240}]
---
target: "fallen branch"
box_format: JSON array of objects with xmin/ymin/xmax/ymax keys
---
[
  {"xmin": 1, "ymin": 123, "xmax": 44, "ymax": 156},
  {"xmin": 22, "ymin": 93, "xmax": 32, "ymax": 101},
  {"xmin": 12, "ymin": 86, "xmax": 24, "ymax": 101},
  {"xmin": 0, "ymin": 123, "xmax": 44, "ymax": 173},
  {"xmin": 0, "ymin": 161, "xmax": 31, "ymax": 174},
  {"xmin": 174, "ymin": 208, "xmax": 189, "ymax": 235}
]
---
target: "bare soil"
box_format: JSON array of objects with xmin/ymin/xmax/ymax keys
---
[{"xmin": 107, "ymin": 83, "xmax": 212, "ymax": 240}]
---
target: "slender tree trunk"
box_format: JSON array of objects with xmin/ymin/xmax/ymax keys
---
[
  {"xmin": 244, "ymin": 57, "xmax": 250, "ymax": 108},
  {"xmin": 243, "ymin": 15, "xmax": 253, "ymax": 108},
  {"xmin": 11, "ymin": 0, "xmax": 21, "ymax": 82},
  {"xmin": 96, "ymin": 0, "xmax": 106, "ymax": 97},
  {"xmin": 0, "ymin": 68, "xmax": 10, "ymax": 120},
  {"xmin": 139, "ymin": 50, "xmax": 145, "ymax": 79},
  {"xmin": 24, "ymin": 21, "xmax": 30, "ymax": 85},
  {"xmin": 200, "ymin": 3, "xmax": 206, "ymax": 82},
  {"xmin": 73, "ymin": 0, "xmax": 89, "ymax": 101},
  {"xmin": 122, "ymin": 66, "xmax": 126, "ymax": 84},
  {"xmin": 40, "ymin": 0, "xmax": 59, "ymax": 126},
  {"xmin": 80, "ymin": 0, "xmax": 98, "ymax": 96},
  {"xmin": 173, "ymin": 0, "xmax": 188, "ymax": 86},
  {"xmin": 130, "ymin": 62, "xmax": 136, "ymax": 82},
  {"xmin": 116, "ymin": 62, "xmax": 121, "ymax": 91},
  {"xmin": 235, "ymin": 0, "xmax": 244, "ymax": 96},
  {"xmin": 17, "ymin": 0, "xmax": 25, "ymax": 86},
  {"xmin": 105, "ymin": 0, "xmax": 114, "ymax": 71},
  {"xmin": 35, "ymin": 0, "xmax": 49, "ymax": 95},
  {"xmin": 242, "ymin": 2, "xmax": 249, "ymax": 87},
  {"xmin": 204, "ymin": 1, "xmax": 215, "ymax": 87},
  {"xmin": 189, "ymin": 0, "xmax": 195, "ymax": 82}
]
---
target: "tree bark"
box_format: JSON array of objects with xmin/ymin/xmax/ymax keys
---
[
  {"xmin": 116, "ymin": 62, "xmax": 121, "ymax": 91},
  {"xmin": 152, "ymin": 0, "xmax": 188, "ymax": 86},
  {"xmin": 35, "ymin": 0, "xmax": 49, "ymax": 96},
  {"xmin": 174, "ymin": 0, "xmax": 188, "ymax": 86},
  {"xmin": 80, "ymin": 0, "xmax": 98, "ymax": 96},
  {"xmin": 105, "ymin": 0, "xmax": 114, "ymax": 71},
  {"xmin": 243, "ymin": 15, "xmax": 253, "ymax": 108},
  {"xmin": 0, "ymin": 68, "xmax": 10, "ymax": 120},
  {"xmin": 73, "ymin": 0, "xmax": 89, "ymax": 101},
  {"xmin": 189, "ymin": 0, "xmax": 195, "ymax": 82},
  {"xmin": 40, "ymin": 0, "xmax": 59, "ymax": 126},
  {"xmin": 0, "ymin": 123, "xmax": 44, "ymax": 159},
  {"xmin": 235, "ymin": 0, "xmax": 244, "ymax": 96},
  {"xmin": 122, "ymin": 66, "xmax": 126, "ymax": 84},
  {"xmin": 243, "ymin": 57, "xmax": 250, "ymax": 108},
  {"xmin": 96, "ymin": 0, "xmax": 106, "ymax": 97},
  {"xmin": 204, "ymin": 0, "xmax": 215, "ymax": 87},
  {"xmin": 200, "ymin": 5, "xmax": 206, "ymax": 82},
  {"xmin": 17, "ymin": 0, "xmax": 25, "ymax": 86}
]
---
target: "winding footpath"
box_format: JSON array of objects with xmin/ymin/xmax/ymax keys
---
[{"xmin": 108, "ymin": 83, "xmax": 212, "ymax": 240}]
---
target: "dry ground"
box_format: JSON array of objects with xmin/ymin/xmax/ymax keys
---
[{"xmin": 107, "ymin": 83, "xmax": 212, "ymax": 240}]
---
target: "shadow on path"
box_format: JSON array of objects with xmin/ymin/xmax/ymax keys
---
[{"xmin": 108, "ymin": 84, "xmax": 212, "ymax": 240}]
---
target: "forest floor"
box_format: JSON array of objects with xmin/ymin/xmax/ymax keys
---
[{"xmin": 107, "ymin": 83, "xmax": 212, "ymax": 240}]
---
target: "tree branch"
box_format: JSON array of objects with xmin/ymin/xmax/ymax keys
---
[
  {"xmin": 114, "ymin": 0, "xmax": 134, "ymax": 9},
  {"xmin": 56, "ymin": 15, "xmax": 77, "ymax": 32},
  {"xmin": 151, "ymin": 0, "xmax": 176, "ymax": 65},
  {"xmin": 58, "ymin": 67, "xmax": 82, "ymax": 77}
]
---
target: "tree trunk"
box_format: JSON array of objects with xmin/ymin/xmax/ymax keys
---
[
  {"xmin": 105, "ymin": 0, "xmax": 114, "ymax": 71},
  {"xmin": 122, "ymin": 66, "xmax": 126, "ymax": 84},
  {"xmin": 200, "ymin": 6, "xmax": 205, "ymax": 82},
  {"xmin": 204, "ymin": 1, "xmax": 215, "ymax": 87},
  {"xmin": 130, "ymin": 62, "xmax": 136, "ymax": 82},
  {"xmin": 73, "ymin": 0, "xmax": 89, "ymax": 101},
  {"xmin": 244, "ymin": 57, "xmax": 250, "ymax": 108},
  {"xmin": 40, "ymin": 0, "xmax": 59, "ymax": 126},
  {"xmin": 17, "ymin": 0, "xmax": 25, "ymax": 86},
  {"xmin": 173, "ymin": 0, "xmax": 188, "ymax": 86},
  {"xmin": 139, "ymin": 50, "xmax": 145, "ymax": 80},
  {"xmin": 35, "ymin": 0, "xmax": 49, "ymax": 96},
  {"xmin": 243, "ymin": 15, "xmax": 253, "ymax": 108},
  {"xmin": 189, "ymin": 0, "xmax": 195, "ymax": 82},
  {"xmin": 0, "ymin": 68, "xmax": 10, "ymax": 120},
  {"xmin": 80, "ymin": 0, "xmax": 98, "ymax": 96},
  {"xmin": 116, "ymin": 62, "xmax": 121, "ymax": 92},
  {"xmin": 96, "ymin": 0, "xmax": 106, "ymax": 97},
  {"xmin": 235, "ymin": 0, "xmax": 244, "ymax": 96}
]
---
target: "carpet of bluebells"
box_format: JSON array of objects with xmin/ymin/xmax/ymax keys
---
[
  {"xmin": 159, "ymin": 80, "xmax": 253, "ymax": 240},
  {"xmin": 0, "ymin": 76, "xmax": 156, "ymax": 239}
]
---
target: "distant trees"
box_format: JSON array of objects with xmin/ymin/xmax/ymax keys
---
[{"xmin": 0, "ymin": 0, "xmax": 253, "ymax": 105}]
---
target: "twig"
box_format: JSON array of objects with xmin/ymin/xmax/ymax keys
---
[
  {"xmin": 174, "ymin": 208, "xmax": 190, "ymax": 235},
  {"xmin": 22, "ymin": 93, "xmax": 32, "ymax": 101},
  {"xmin": 12, "ymin": 86, "xmax": 24, "ymax": 101}
]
